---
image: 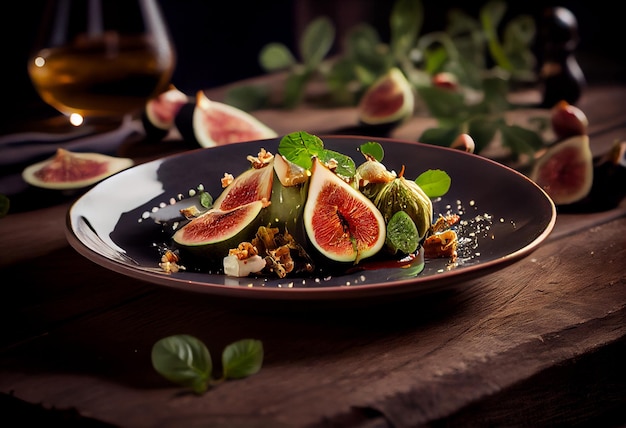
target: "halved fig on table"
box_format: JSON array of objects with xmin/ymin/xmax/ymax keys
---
[
  {"xmin": 176, "ymin": 91, "xmax": 277, "ymax": 148},
  {"xmin": 357, "ymin": 67, "xmax": 415, "ymax": 131},
  {"xmin": 529, "ymin": 135, "xmax": 593, "ymax": 206},
  {"xmin": 142, "ymin": 85, "xmax": 191, "ymax": 140},
  {"xmin": 22, "ymin": 148, "xmax": 133, "ymax": 190}
]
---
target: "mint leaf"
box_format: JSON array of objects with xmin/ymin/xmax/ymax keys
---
[
  {"xmin": 415, "ymin": 169, "xmax": 451, "ymax": 198},
  {"xmin": 222, "ymin": 339, "xmax": 264, "ymax": 380},
  {"xmin": 278, "ymin": 131, "xmax": 324, "ymax": 169},
  {"xmin": 151, "ymin": 335, "xmax": 212, "ymax": 394},
  {"xmin": 278, "ymin": 131, "xmax": 356, "ymax": 178},
  {"xmin": 319, "ymin": 149, "xmax": 356, "ymax": 179}
]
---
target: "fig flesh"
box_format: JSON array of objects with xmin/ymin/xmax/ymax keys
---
[
  {"xmin": 172, "ymin": 154, "xmax": 276, "ymax": 266},
  {"xmin": 213, "ymin": 159, "xmax": 274, "ymax": 211},
  {"xmin": 357, "ymin": 67, "xmax": 415, "ymax": 127},
  {"xmin": 172, "ymin": 199, "xmax": 267, "ymax": 265},
  {"xmin": 529, "ymin": 135, "xmax": 593, "ymax": 205},
  {"xmin": 22, "ymin": 148, "xmax": 133, "ymax": 190},
  {"xmin": 178, "ymin": 91, "xmax": 277, "ymax": 148},
  {"xmin": 303, "ymin": 157, "xmax": 386, "ymax": 264}
]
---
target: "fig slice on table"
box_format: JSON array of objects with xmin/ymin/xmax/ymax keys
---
[
  {"xmin": 529, "ymin": 135, "xmax": 593, "ymax": 206},
  {"xmin": 357, "ymin": 67, "xmax": 415, "ymax": 127},
  {"xmin": 178, "ymin": 91, "xmax": 277, "ymax": 148},
  {"xmin": 142, "ymin": 85, "xmax": 191, "ymax": 139},
  {"xmin": 22, "ymin": 148, "xmax": 133, "ymax": 190},
  {"xmin": 303, "ymin": 157, "xmax": 386, "ymax": 264}
]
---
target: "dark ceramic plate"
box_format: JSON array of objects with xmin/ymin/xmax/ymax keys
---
[{"xmin": 66, "ymin": 136, "xmax": 556, "ymax": 302}]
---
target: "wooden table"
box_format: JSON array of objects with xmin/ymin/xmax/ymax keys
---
[{"xmin": 1, "ymin": 80, "xmax": 625, "ymax": 427}]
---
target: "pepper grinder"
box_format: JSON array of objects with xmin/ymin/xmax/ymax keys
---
[{"xmin": 539, "ymin": 7, "xmax": 586, "ymax": 108}]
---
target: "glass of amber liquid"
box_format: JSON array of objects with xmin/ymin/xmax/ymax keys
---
[{"xmin": 27, "ymin": 0, "xmax": 176, "ymax": 127}]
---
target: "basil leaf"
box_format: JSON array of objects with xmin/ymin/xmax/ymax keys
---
[
  {"xmin": 360, "ymin": 141, "xmax": 384, "ymax": 162},
  {"xmin": 415, "ymin": 169, "xmax": 451, "ymax": 198},
  {"xmin": 222, "ymin": 339, "xmax": 264, "ymax": 379},
  {"xmin": 151, "ymin": 335, "xmax": 212, "ymax": 394}
]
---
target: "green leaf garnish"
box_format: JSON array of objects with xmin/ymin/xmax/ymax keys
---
[
  {"xmin": 279, "ymin": 131, "xmax": 356, "ymax": 178},
  {"xmin": 151, "ymin": 335, "xmax": 213, "ymax": 394},
  {"xmin": 278, "ymin": 131, "xmax": 324, "ymax": 170},
  {"xmin": 359, "ymin": 141, "xmax": 384, "ymax": 161},
  {"xmin": 199, "ymin": 191, "xmax": 213, "ymax": 209},
  {"xmin": 151, "ymin": 335, "xmax": 264, "ymax": 394},
  {"xmin": 385, "ymin": 210, "xmax": 419, "ymax": 255},
  {"xmin": 221, "ymin": 339, "xmax": 264, "ymax": 380},
  {"xmin": 318, "ymin": 149, "xmax": 356, "ymax": 179},
  {"xmin": 415, "ymin": 169, "xmax": 451, "ymax": 198}
]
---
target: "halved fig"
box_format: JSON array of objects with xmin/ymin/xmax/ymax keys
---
[
  {"xmin": 177, "ymin": 91, "xmax": 277, "ymax": 148},
  {"xmin": 529, "ymin": 135, "xmax": 593, "ymax": 205},
  {"xmin": 22, "ymin": 148, "xmax": 133, "ymax": 190},
  {"xmin": 142, "ymin": 85, "xmax": 190, "ymax": 139},
  {"xmin": 303, "ymin": 157, "xmax": 386, "ymax": 263},
  {"xmin": 357, "ymin": 67, "xmax": 415, "ymax": 127},
  {"xmin": 173, "ymin": 200, "xmax": 267, "ymax": 264},
  {"xmin": 261, "ymin": 154, "xmax": 310, "ymax": 245}
]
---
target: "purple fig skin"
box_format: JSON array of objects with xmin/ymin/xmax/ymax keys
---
[{"xmin": 551, "ymin": 100, "xmax": 588, "ymax": 140}]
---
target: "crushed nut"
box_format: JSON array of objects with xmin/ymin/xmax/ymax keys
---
[
  {"xmin": 159, "ymin": 250, "xmax": 185, "ymax": 273},
  {"xmin": 180, "ymin": 205, "xmax": 203, "ymax": 219},
  {"xmin": 221, "ymin": 173, "xmax": 234, "ymax": 188},
  {"xmin": 247, "ymin": 148, "xmax": 274, "ymax": 169},
  {"xmin": 430, "ymin": 214, "xmax": 461, "ymax": 234},
  {"xmin": 423, "ymin": 230, "xmax": 458, "ymax": 261},
  {"xmin": 229, "ymin": 242, "xmax": 259, "ymax": 260}
]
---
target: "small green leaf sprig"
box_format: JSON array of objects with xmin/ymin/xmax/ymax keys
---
[{"xmin": 151, "ymin": 335, "xmax": 263, "ymax": 394}]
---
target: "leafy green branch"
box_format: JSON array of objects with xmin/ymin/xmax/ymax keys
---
[
  {"xmin": 151, "ymin": 335, "xmax": 263, "ymax": 394},
  {"xmin": 225, "ymin": 0, "xmax": 546, "ymax": 162}
]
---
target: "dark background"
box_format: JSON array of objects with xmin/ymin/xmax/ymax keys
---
[{"xmin": 3, "ymin": 0, "xmax": 624, "ymax": 129}]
